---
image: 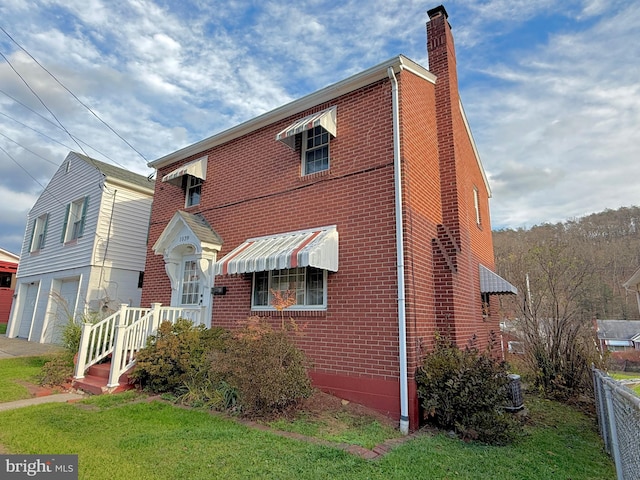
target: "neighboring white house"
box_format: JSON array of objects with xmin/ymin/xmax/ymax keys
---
[{"xmin": 7, "ymin": 152, "xmax": 154, "ymax": 344}]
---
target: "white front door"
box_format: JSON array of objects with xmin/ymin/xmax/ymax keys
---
[{"xmin": 179, "ymin": 258, "xmax": 202, "ymax": 308}]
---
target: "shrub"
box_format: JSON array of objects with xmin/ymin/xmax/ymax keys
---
[
  {"xmin": 38, "ymin": 354, "xmax": 74, "ymax": 387},
  {"xmin": 130, "ymin": 318, "xmax": 226, "ymax": 393},
  {"xmin": 209, "ymin": 316, "xmax": 312, "ymax": 416},
  {"xmin": 415, "ymin": 333, "xmax": 521, "ymax": 445}
]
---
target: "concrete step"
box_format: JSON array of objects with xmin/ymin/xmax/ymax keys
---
[{"xmin": 73, "ymin": 362, "xmax": 135, "ymax": 395}]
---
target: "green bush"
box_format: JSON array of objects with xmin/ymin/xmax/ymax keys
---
[
  {"xmin": 38, "ymin": 354, "xmax": 74, "ymax": 387},
  {"xmin": 130, "ymin": 319, "xmax": 226, "ymax": 393},
  {"xmin": 209, "ymin": 316, "xmax": 312, "ymax": 416},
  {"xmin": 415, "ymin": 333, "xmax": 521, "ymax": 445}
]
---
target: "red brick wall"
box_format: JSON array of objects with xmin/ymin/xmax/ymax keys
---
[
  {"xmin": 143, "ymin": 79, "xmax": 407, "ymax": 417},
  {"xmin": 427, "ymin": 8, "xmax": 501, "ymax": 350}
]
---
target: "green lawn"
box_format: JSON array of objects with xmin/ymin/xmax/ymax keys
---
[
  {"xmin": 609, "ymin": 371, "xmax": 640, "ymax": 395},
  {"xmin": 0, "ymin": 390, "xmax": 615, "ymax": 479},
  {"xmin": 0, "ymin": 323, "xmax": 7, "ymax": 335},
  {"xmin": 0, "ymin": 356, "xmax": 50, "ymax": 402}
]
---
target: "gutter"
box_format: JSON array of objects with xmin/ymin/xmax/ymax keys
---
[{"xmin": 387, "ymin": 66, "xmax": 409, "ymax": 435}]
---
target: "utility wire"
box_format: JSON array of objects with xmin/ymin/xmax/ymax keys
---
[
  {"xmin": 0, "ymin": 111, "xmax": 75, "ymax": 153},
  {"xmin": 0, "ymin": 49, "xmax": 91, "ymax": 159},
  {"xmin": 0, "ymin": 26, "xmax": 149, "ymax": 164},
  {"xmin": 0, "ymin": 145, "xmax": 65, "ymax": 208},
  {"xmin": 0, "ymin": 93, "xmax": 128, "ymax": 168},
  {"xmin": 0, "ymin": 131, "xmax": 58, "ymax": 166}
]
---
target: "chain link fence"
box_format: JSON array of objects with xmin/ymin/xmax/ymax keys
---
[{"xmin": 592, "ymin": 367, "xmax": 640, "ymax": 480}]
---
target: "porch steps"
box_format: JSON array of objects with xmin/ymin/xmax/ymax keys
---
[{"xmin": 72, "ymin": 362, "xmax": 135, "ymax": 395}]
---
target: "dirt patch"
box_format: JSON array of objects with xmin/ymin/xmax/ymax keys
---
[{"xmin": 297, "ymin": 390, "xmax": 397, "ymax": 429}]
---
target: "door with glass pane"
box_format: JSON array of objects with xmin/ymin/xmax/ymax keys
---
[{"xmin": 180, "ymin": 259, "xmax": 201, "ymax": 306}]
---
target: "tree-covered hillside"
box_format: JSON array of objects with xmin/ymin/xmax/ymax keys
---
[{"xmin": 493, "ymin": 205, "xmax": 640, "ymax": 320}]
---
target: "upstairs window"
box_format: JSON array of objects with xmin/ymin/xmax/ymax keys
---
[
  {"xmin": 161, "ymin": 156, "xmax": 207, "ymax": 208},
  {"xmin": 302, "ymin": 126, "xmax": 330, "ymax": 175},
  {"xmin": 185, "ymin": 175, "xmax": 202, "ymax": 207},
  {"xmin": 473, "ymin": 187, "xmax": 481, "ymax": 227},
  {"xmin": 62, "ymin": 197, "xmax": 88, "ymax": 243},
  {"xmin": 30, "ymin": 213, "xmax": 49, "ymax": 252},
  {"xmin": 275, "ymin": 106, "xmax": 337, "ymax": 177}
]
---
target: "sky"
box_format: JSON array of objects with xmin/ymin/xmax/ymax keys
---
[{"xmin": 0, "ymin": 0, "xmax": 638, "ymax": 256}]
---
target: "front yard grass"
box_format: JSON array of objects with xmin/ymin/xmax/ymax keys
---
[
  {"xmin": 0, "ymin": 388, "xmax": 615, "ymax": 479},
  {"xmin": 0, "ymin": 356, "xmax": 50, "ymax": 402}
]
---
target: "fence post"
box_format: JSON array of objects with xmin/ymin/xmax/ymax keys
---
[
  {"xmin": 148, "ymin": 303, "xmax": 162, "ymax": 337},
  {"xmin": 74, "ymin": 321, "xmax": 92, "ymax": 379},
  {"xmin": 107, "ymin": 304, "xmax": 128, "ymax": 389},
  {"xmin": 603, "ymin": 382, "xmax": 624, "ymax": 480}
]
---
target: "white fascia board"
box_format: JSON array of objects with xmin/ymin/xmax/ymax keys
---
[
  {"xmin": 149, "ymin": 55, "xmax": 435, "ymax": 170},
  {"xmin": 459, "ymin": 98, "xmax": 491, "ymax": 198}
]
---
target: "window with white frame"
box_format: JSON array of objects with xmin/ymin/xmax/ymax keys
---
[
  {"xmin": 184, "ymin": 175, "xmax": 202, "ymax": 207},
  {"xmin": 252, "ymin": 267, "xmax": 326, "ymax": 310},
  {"xmin": 302, "ymin": 126, "xmax": 330, "ymax": 175},
  {"xmin": 30, "ymin": 214, "xmax": 49, "ymax": 252},
  {"xmin": 473, "ymin": 187, "xmax": 481, "ymax": 227},
  {"xmin": 62, "ymin": 197, "xmax": 88, "ymax": 243},
  {"xmin": 181, "ymin": 260, "xmax": 200, "ymax": 304}
]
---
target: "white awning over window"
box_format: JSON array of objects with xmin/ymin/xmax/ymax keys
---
[
  {"xmin": 479, "ymin": 265, "xmax": 518, "ymax": 295},
  {"xmin": 161, "ymin": 156, "xmax": 207, "ymax": 185},
  {"xmin": 275, "ymin": 106, "xmax": 337, "ymax": 149},
  {"xmin": 215, "ymin": 226, "xmax": 338, "ymax": 275}
]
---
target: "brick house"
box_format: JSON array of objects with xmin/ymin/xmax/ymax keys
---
[{"xmin": 141, "ymin": 6, "xmax": 516, "ymax": 432}]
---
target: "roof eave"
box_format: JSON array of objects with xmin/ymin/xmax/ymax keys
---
[{"xmin": 149, "ymin": 55, "xmax": 435, "ymax": 169}]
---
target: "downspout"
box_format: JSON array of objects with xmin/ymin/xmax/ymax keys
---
[{"xmin": 387, "ymin": 65, "xmax": 409, "ymax": 435}]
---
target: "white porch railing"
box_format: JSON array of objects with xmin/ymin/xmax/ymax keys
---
[{"xmin": 73, "ymin": 303, "xmax": 206, "ymax": 392}]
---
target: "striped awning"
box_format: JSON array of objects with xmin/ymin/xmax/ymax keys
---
[
  {"xmin": 215, "ymin": 226, "xmax": 338, "ymax": 275},
  {"xmin": 161, "ymin": 156, "xmax": 207, "ymax": 185},
  {"xmin": 479, "ymin": 265, "xmax": 518, "ymax": 295},
  {"xmin": 275, "ymin": 106, "xmax": 337, "ymax": 148}
]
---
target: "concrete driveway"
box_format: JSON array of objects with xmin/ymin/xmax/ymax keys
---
[{"xmin": 0, "ymin": 335, "xmax": 64, "ymax": 359}]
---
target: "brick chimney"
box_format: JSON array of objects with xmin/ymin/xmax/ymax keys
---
[
  {"xmin": 427, "ymin": 5, "xmax": 461, "ymax": 243},
  {"xmin": 427, "ymin": 5, "xmax": 475, "ymax": 342}
]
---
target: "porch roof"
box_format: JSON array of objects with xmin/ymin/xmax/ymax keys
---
[{"xmin": 215, "ymin": 226, "xmax": 338, "ymax": 275}]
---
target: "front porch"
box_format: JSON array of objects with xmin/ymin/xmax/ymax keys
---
[{"xmin": 73, "ymin": 303, "xmax": 206, "ymax": 395}]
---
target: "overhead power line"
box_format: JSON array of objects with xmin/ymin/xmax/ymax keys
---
[{"xmin": 0, "ymin": 26, "xmax": 149, "ymax": 165}]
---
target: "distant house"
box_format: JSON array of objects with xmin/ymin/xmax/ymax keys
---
[
  {"xmin": 135, "ymin": 6, "xmax": 516, "ymax": 432},
  {"xmin": 0, "ymin": 248, "xmax": 19, "ymax": 325},
  {"xmin": 6, "ymin": 152, "xmax": 154, "ymax": 344},
  {"xmin": 596, "ymin": 319, "xmax": 640, "ymax": 352}
]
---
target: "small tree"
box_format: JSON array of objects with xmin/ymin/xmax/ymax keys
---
[{"xmin": 495, "ymin": 230, "xmax": 604, "ymax": 399}]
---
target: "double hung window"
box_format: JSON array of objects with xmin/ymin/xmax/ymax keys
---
[
  {"xmin": 30, "ymin": 214, "xmax": 49, "ymax": 252},
  {"xmin": 62, "ymin": 197, "xmax": 88, "ymax": 243},
  {"xmin": 302, "ymin": 126, "xmax": 330, "ymax": 175},
  {"xmin": 252, "ymin": 267, "xmax": 326, "ymax": 310},
  {"xmin": 185, "ymin": 176, "xmax": 202, "ymax": 207}
]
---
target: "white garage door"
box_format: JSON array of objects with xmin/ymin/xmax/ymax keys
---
[
  {"xmin": 18, "ymin": 283, "xmax": 39, "ymax": 339},
  {"xmin": 47, "ymin": 278, "xmax": 80, "ymax": 344}
]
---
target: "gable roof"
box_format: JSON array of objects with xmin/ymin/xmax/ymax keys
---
[
  {"xmin": 596, "ymin": 320, "xmax": 640, "ymax": 340},
  {"xmin": 149, "ymin": 55, "xmax": 435, "ymax": 170},
  {"xmin": 0, "ymin": 247, "xmax": 19, "ymax": 263},
  {"xmin": 71, "ymin": 152, "xmax": 154, "ymax": 193}
]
